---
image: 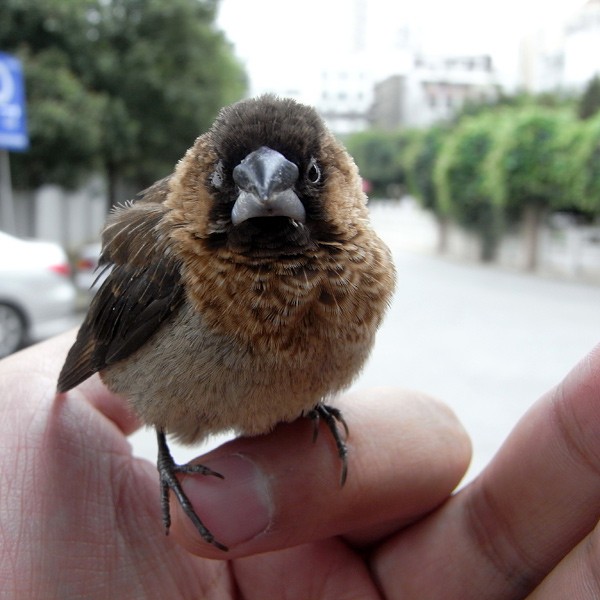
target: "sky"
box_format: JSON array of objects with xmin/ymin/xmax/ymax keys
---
[{"xmin": 217, "ymin": 0, "xmax": 585, "ymax": 97}]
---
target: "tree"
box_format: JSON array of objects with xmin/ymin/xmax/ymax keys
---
[
  {"xmin": 0, "ymin": 0, "xmax": 247, "ymax": 206},
  {"xmin": 404, "ymin": 125, "xmax": 451, "ymax": 252},
  {"xmin": 0, "ymin": 0, "xmax": 108, "ymax": 189},
  {"xmin": 486, "ymin": 108, "xmax": 577, "ymax": 270},
  {"xmin": 84, "ymin": 0, "xmax": 247, "ymax": 203},
  {"xmin": 345, "ymin": 129, "xmax": 415, "ymax": 198},
  {"xmin": 9, "ymin": 48, "xmax": 106, "ymax": 190},
  {"xmin": 578, "ymin": 75, "xmax": 600, "ymax": 120},
  {"xmin": 571, "ymin": 113, "xmax": 600, "ymax": 215},
  {"xmin": 434, "ymin": 114, "xmax": 505, "ymax": 261}
]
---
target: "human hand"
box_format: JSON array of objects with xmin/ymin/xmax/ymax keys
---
[
  {"xmin": 3, "ymin": 332, "xmax": 598, "ymax": 599},
  {"xmin": 0, "ymin": 331, "xmax": 468, "ymax": 599},
  {"xmin": 171, "ymin": 343, "xmax": 600, "ymax": 599},
  {"xmin": 369, "ymin": 343, "xmax": 600, "ymax": 599}
]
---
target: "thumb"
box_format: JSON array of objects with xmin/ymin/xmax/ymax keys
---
[{"xmin": 168, "ymin": 388, "xmax": 471, "ymax": 559}]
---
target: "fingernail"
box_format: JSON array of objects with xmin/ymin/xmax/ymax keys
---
[{"xmin": 180, "ymin": 454, "xmax": 272, "ymax": 547}]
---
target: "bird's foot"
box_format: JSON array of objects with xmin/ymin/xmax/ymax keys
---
[
  {"xmin": 156, "ymin": 429, "xmax": 228, "ymax": 551},
  {"xmin": 307, "ymin": 404, "xmax": 349, "ymax": 486}
]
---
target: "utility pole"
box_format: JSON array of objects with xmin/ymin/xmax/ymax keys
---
[
  {"xmin": 0, "ymin": 150, "xmax": 15, "ymax": 233},
  {"xmin": 0, "ymin": 52, "xmax": 29, "ymax": 235}
]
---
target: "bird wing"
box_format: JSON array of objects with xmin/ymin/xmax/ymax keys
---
[{"xmin": 57, "ymin": 179, "xmax": 185, "ymax": 392}]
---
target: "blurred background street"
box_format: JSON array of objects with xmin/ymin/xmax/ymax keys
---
[{"xmin": 362, "ymin": 202, "xmax": 600, "ymax": 480}]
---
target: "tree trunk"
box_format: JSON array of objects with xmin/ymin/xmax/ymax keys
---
[
  {"xmin": 479, "ymin": 232, "xmax": 497, "ymax": 262},
  {"xmin": 436, "ymin": 214, "xmax": 449, "ymax": 254},
  {"xmin": 522, "ymin": 204, "xmax": 544, "ymax": 271},
  {"xmin": 106, "ymin": 162, "xmax": 118, "ymax": 213},
  {"xmin": 478, "ymin": 204, "xmax": 503, "ymax": 263}
]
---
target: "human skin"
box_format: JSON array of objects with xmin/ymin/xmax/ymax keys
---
[{"xmin": 1, "ymin": 331, "xmax": 599, "ymax": 599}]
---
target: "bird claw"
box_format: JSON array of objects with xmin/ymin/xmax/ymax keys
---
[
  {"xmin": 307, "ymin": 404, "xmax": 349, "ymax": 486},
  {"xmin": 175, "ymin": 462, "xmax": 224, "ymax": 479},
  {"xmin": 156, "ymin": 429, "xmax": 228, "ymax": 551}
]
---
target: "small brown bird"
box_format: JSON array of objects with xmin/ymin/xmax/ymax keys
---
[{"xmin": 57, "ymin": 95, "xmax": 395, "ymax": 550}]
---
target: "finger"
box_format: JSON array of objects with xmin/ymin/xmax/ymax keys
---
[
  {"xmin": 169, "ymin": 388, "xmax": 471, "ymax": 558},
  {"xmin": 372, "ymin": 344, "xmax": 600, "ymax": 599},
  {"xmin": 233, "ymin": 538, "xmax": 381, "ymax": 600},
  {"xmin": 526, "ymin": 522, "xmax": 600, "ymax": 599},
  {"xmin": 0, "ymin": 330, "xmax": 140, "ymax": 436},
  {"xmin": 67, "ymin": 373, "xmax": 141, "ymax": 437}
]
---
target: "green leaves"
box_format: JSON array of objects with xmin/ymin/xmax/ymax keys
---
[
  {"xmin": 348, "ymin": 92, "xmax": 600, "ymax": 266},
  {"xmin": 345, "ymin": 129, "xmax": 418, "ymax": 197},
  {"xmin": 487, "ymin": 108, "xmax": 577, "ymax": 217},
  {"xmin": 436, "ymin": 115, "xmax": 495, "ymax": 219},
  {"xmin": 435, "ymin": 114, "xmax": 505, "ymax": 260},
  {"xmin": 11, "ymin": 47, "xmax": 106, "ymax": 189},
  {"xmin": 404, "ymin": 125, "xmax": 449, "ymax": 211},
  {"xmin": 570, "ymin": 114, "xmax": 600, "ymax": 212},
  {"xmin": 578, "ymin": 75, "xmax": 600, "ymax": 120}
]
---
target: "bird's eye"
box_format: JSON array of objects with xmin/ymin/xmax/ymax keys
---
[
  {"xmin": 306, "ymin": 158, "xmax": 321, "ymax": 184},
  {"xmin": 211, "ymin": 160, "xmax": 225, "ymax": 188}
]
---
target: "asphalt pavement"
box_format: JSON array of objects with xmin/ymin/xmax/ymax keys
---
[
  {"xmin": 361, "ymin": 200, "xmax": 600, "ymax": 480},
  {"xmin": 129, "ymin": 200, "xmax": 600, "ymax": 483}
]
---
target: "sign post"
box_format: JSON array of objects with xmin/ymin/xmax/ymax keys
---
[{"xmin": 0, "ymin": 52, "xmax": 29, "ymax": 234}]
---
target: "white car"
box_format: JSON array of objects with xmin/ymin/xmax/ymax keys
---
[
  {"xmin": 74, "ymin": 241, "xmax": 110, "ymax": 294},
  {"xmin": 0, "ymin": 231, "xmax": 78, "ymax": 358}
]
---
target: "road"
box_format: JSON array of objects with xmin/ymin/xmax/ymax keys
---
[
  {"xmin": 362, "ymin": 201, "xmax": 600, "ymax": 480},
  {"xmin": 129, "ymin": 201, "xmax": 600, "ymax": 482}
]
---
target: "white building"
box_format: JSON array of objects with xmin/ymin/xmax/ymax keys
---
[
  {"xmin": 225, "ymin": 0, "xmax": 418, "ymax": 136},
  {"xmin": 371, "ymin": 55, "xmax": 501, "ymax": 129},
  {"xmin": 315, "ymin": 49, "xmax": 413, "ymax": 135},
  {"xmin": 518, "ymin": 29, "xmax": 564, "ymax": 94},
  {"xmin": 563, "ymin": 0, "xmax": 600, "ymax": 89},
  {"xmin": 519, "ymin": 0, "xmax": 600, "ymax": 93},
  {"xmin": 316, "ymin": 64, "xmax": 372, "ymax": 135}
]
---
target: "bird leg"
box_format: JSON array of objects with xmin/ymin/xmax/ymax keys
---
[
  {"xmin": 307, "ymin": 404, "xmax": 349, "ymax": 486},
  {"xmin": 156, "ymin": 428, "xmax": 228, "ymax": 551}
]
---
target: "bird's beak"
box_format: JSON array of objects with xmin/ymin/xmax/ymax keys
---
[{"xmin": 231, "ymin": 146, "xmax": 306, "ymax": 226}]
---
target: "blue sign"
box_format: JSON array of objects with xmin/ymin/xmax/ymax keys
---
[{"xmin": 0, "ymin": 52, "xmax": 28, "ymax": 151}]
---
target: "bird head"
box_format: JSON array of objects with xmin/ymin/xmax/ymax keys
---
[{"xmin": 165, "ymin": 95, "xmax": 370, "ymax": 258}]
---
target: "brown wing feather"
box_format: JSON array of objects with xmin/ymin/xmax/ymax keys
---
[{"xmin": 57, "ymin": 181, "xmax": 184, "ymax": 392}]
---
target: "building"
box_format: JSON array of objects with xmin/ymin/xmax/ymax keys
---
[
  {"xmin": 369, "ymin": 75, "xmax": 406, "ymax": 130},
  {"xmin": 563, "ymin": 0, "xmax": 600, "ymax": 89},
  {"xmin": 518, "ymin": 0, "xmax": 600, "ymax": 93},
  {"xmin": 370, "ymin": 55, "xmax": 500, "ymax": 129},
  {"xmin": 518, "ymin": 29, "xmax": 564, "ymax": 94},
  {"xmin": 316, "ymin": 64, "xmax": 372, "ymax": 135}
]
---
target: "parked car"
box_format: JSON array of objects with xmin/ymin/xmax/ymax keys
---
[
  {"xmin": 74, "ymin": 241, "xmax": 110, "ymax": 295},
  {"xmin": 0, "ymin": 231, "xmax": 78, "ymax": 358}
]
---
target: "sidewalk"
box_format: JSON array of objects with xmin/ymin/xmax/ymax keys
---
[{"xmin": 369, "ymin": 198, "xmax": 600, "ymax": 286}]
